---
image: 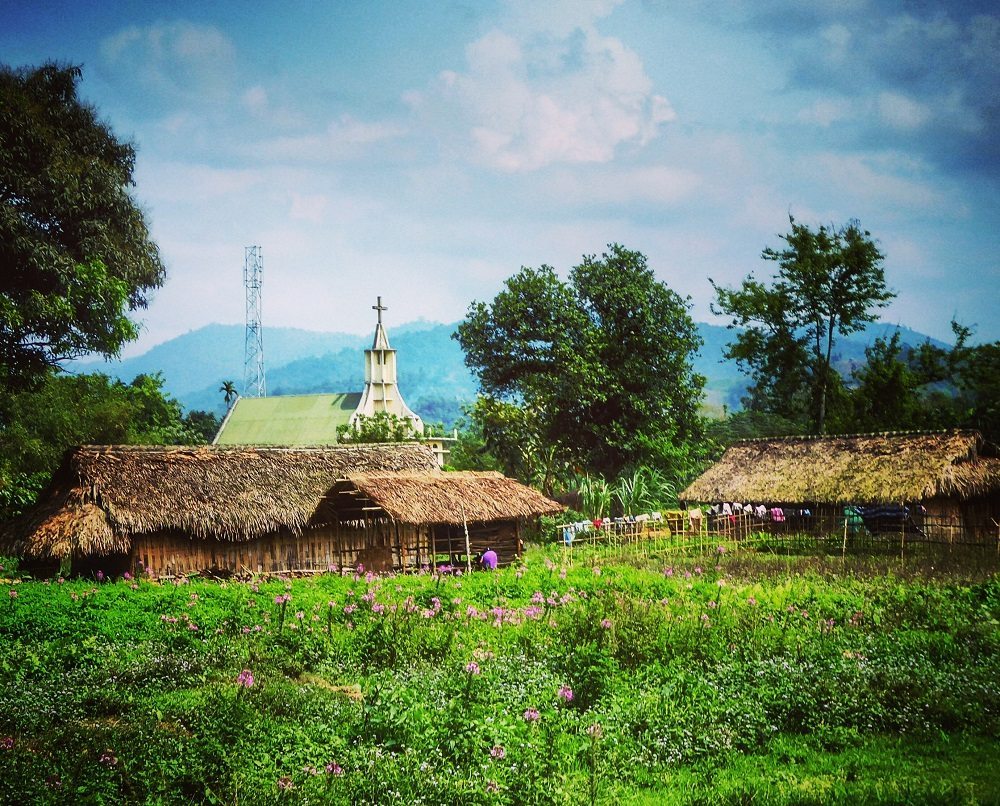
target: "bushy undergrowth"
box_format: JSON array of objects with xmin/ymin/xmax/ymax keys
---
[{"xmin": 0, "ymin": 547, "xmax": 997, "ymax": 804}]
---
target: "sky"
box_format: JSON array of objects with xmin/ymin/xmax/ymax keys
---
[{"xmin": 3, "ymin": 0, "xmax": 999, "ymax": 354}]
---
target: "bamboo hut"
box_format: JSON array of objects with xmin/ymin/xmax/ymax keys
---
[
  {"xmin": 681, "ymin": 430, "xmax": 1000, "ymax": 543},
  {"xmin": 324, "ymin": 471, "xmax": 565, "ymax": 570}
]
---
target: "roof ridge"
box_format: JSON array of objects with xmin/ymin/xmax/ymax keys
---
[{"xmin": 732, "ymin": 428, "xmax": 981, "ymax": 446}]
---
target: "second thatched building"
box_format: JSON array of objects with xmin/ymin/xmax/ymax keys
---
[{"xmin": 681, "ymin": 430, "xmax": 1000, "ymax": 542}]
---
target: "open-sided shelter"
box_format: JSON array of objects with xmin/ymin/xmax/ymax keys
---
[
  {"xmin": 1, "ymin": 443, "xmax": 561, "ymax": 577},
  {"xmin": 681, "ymin": 430, "xmax": 1000, "ymax": 541},
  {"xmin": 324, "ymin": 471, "xmax": 564, "ymax": 570}
]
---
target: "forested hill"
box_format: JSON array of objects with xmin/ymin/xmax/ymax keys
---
[{"xmin": 74, "ymin": 320, "xmax": 946, "ymax": 426}]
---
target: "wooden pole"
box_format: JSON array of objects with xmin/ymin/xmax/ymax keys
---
[
  {"xmin": 900, "ymin": 502, "xmax": 906, "ymax": 561},
  {"xmin": 461, "ymin": 501, "xmax": 472, "ymax": 574}
]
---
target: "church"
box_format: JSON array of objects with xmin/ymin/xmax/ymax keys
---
[{"xmin": 213, "ymin": 298, "xmax": 454, "ymax": 465}]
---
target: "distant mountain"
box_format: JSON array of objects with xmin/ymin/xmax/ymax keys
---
[{"xmin": 72, "ymin": 319, "xmax": 950, "ymax": 426}]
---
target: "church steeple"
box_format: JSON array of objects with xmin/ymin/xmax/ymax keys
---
[{"xmin": 351, "ymin": 297, "xmax": 424, "ymax": 433}]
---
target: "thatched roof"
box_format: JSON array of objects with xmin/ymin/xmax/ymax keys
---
[
  {"xmin": 1, "ymin": 443, "xmax": 437, "ymax": 559},
  {"xmin": 331, "ymin": 471, "xmax": 564, "ymax": 525},
  {"xmin": 682, "ymin": 430, "xmax": 1000, "ymax": 505}
]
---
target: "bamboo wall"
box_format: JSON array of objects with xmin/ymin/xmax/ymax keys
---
[{"xmin": 128, "ymin": 518, "xmax": 523, "ymax": 578}]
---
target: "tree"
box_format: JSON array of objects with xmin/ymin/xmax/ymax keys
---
[
  {"xmin": 0, "ymin": 371, "xmax": 214, "ymax": 519},
  {"xmin": 0, "ymin": 63, "xmax": 165, "ymax": 389},
  {"xmin": 711, "ymin": 217, "xmax": 894, "ymax": 433},
  {"xmin": 455, "ymin": 245, "xmax": 705, "ymax": 482},
  {"xmin": 849, "ymin": 331, "xmax": 923, "ymax": 432},
  {"xmin": 220, "ymin": 380, "xmax": 238, "ymax": 408}
]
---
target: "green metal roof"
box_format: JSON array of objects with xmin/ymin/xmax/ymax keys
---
[{"xmin": 214, "ymin": 393, "xmax": 363, "ymax": 446}]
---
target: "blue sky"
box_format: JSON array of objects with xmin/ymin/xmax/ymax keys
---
[{"xmin": 4, "ymin": 0, "xmax": 998, "ymax": 353}]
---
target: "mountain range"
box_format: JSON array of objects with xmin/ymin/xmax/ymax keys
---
[{"xmin": 73, "ymin": 320, "xmax": 947, "ymax": 427}]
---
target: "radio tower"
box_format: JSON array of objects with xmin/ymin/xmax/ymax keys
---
[{"xmin": 243, "ymin": 245, "xmax": 266, "ymax": 397}]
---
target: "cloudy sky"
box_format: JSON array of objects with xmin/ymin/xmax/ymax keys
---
[{"xmin": 4, "ymin": 0, "xmax": 999, "ymax": 353}]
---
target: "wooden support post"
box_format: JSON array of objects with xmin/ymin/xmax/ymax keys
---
[
  {"xmin": 461, "ymin": 502, "xmax": 472, "ymax": 575},
  {"xmin": 900, "ymin": 501, "xmax": 906, "ymax": 560}
]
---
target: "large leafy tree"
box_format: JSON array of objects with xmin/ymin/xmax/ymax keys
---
[
  {"xmin": 0, "ymin": 371, "xmax": 217, "ymax": 519},
  {"xmin": 711, "ymin": 217, "xmax": 894, "ymax": 433},
  {"xmin": 455, "ymin": 245, "xmax": 705, "ymax": 485},
  {"xmin": 0, "ymin": 63, "xmax": 165, "ymax": 388}
]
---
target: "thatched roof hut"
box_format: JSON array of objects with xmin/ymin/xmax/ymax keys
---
[
  {"xmin": 330, "ymin": 471, "xmax": 564, "ymax": 524},
  {"xmin": 1, "ymin": 443, "xmax": 437, "ymax": 561},
  {"xmin": 681, "ymin": 430, "xmax": 1000, "ymax": 505}
]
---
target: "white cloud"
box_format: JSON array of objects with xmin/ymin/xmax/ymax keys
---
[
  {"xmin": 877, "ymin": 91, "xmax": 931, "ymax": 130},
  {"xmin": 415, "ymin": 8, "xmax": 674, "ymax": 172},
  {"xmin": 288, "ymin": 193, "xmax": 330, "ymax": 224},
  {"xmin": 251, "ymin": 114, "xmax": 405, "ymax": 163},
  {"xmin": 809, "ymin": 152, "xmax": 942, "ymax": 209},
  {"xmin": 797, "ymin": 98, "xmax": 853, "ymax": 127},
  {"xmin": 100, "ymin": 21, "xmax": 237, "ymax": 105},
  {"xmin": 242, "ymin": 85, "xmax": 268, "ymax": 113}
]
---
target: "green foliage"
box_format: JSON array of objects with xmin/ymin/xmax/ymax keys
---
[
  {"xmin": 844, "ymin": 321, "xmax": 1000, "ymax": 441},
  {"xmin": 2, "ymin": 549, "xmax": 997, "ymax": 803},
  {"xmin": 456, "ymin": 245, "xmax": 705, "ymax": 483},
  {"xmin": 705, "ymin": 410, "xmax": 804, "ymax": 448},
  {"xmin": 0, "ymin": 371, "xmax": 214, "ymax": 518},
  {"xmin": 0, "ymin": 63, "xmax": 165, "ymax": 389},
  {"xmin": 335, "ymin": 411, "xmax": 418, "ymax": 444},
  {"xmin": 712, "ymin": 217, "xmax": 894, "ymax": 433}
]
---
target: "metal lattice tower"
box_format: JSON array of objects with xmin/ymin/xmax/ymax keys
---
[{"xmin": 243, "ymin": 245, "xmax": 266, "ymax": 397}]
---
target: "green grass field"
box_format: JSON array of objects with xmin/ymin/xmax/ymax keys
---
[{"xmin": 1, "ymin": 542, "xmax": 997, "ymax": 804}]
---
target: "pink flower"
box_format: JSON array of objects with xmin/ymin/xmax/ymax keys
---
[
  {"xmin": 664, "ymin": 567, "xmax": 674, "ymax": 577},
  {"xmin": 465, "ymin": 661, "xmax": 481, "ymax": 675},
  {"xmin": 95, "ymin": 571, "xmax": 105, "ymax": 582},
  {"xmin": 277, "ymin": 776, "xmax": 294, "ymax": 791},
  {"xmin": 716, "ymin": 545, "xmax": 726, "ymax": 554},
  {"xmin": 98, "ymin": 749, "xmax": 117, "ymax": 767},
  {"xmin": 592, "ymin": 567, "xmax": 602, "ymax": 576},
  {"xmin": 236, "ymin": 669, "xmax": 255, "ymax": 688},
  {"xmin": 523, "ymin": 708, "xmax": 541, "ymax": 722},
  {"xmin": 557, "ymin": 685, "xmax": 574, "ymax": 703},
  {"xmin": 747, "ymin": 597, "xmax": 758, "ymax": 606},
  {"xmin": 187, "ymin": 622, "xmax": 199, "ymax": 631},
  {"xmin": 1, "ymin": 736, "xmax": 13, "ymax": 750},
  {"xmin": 325, "ymin": 761, "xmax": 343, "ymax": 776},
  {"xmin": 7, "ymin": 589, "xmax": 16, "ymax": 599},
  {"xmin": 295, "ymin": 611, "xmax": 305, "ymax": 620},
  {"xmin": 490, "ymin": 745, "xmax": 505, "ymax": 759},
  {"xmin": 600, "ymin": 618, "xmax": 613, "ymax": 629},
  {"xmin": 486, "ymin": 780, "xmax": 500, "ymax": 793},
  {"xmin": 587, "ymin": 722, "xmax": 603, "ymax": 738},
  {"xmin": 123, "ymin": 572, "xmax": 133, "ymax": 581}
]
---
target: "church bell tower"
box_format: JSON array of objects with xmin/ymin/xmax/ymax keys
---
[{"xmin": 350, "ymin": 297, "xmax": 424, "ymax": 433}]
